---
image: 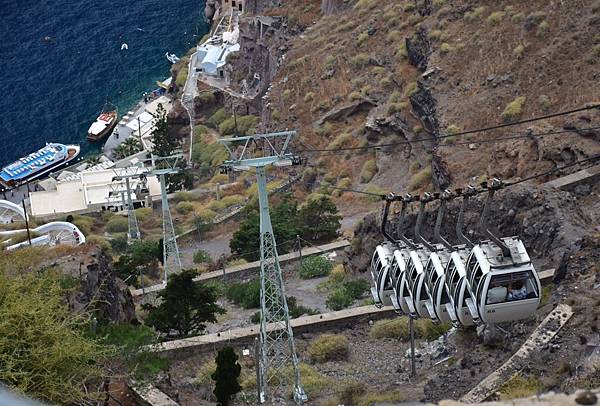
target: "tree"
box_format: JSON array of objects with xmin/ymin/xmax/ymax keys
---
[
  {"xmin": 151, "ymin": 103, "xmax": 179, "ymax": 157},
  {"xmin": 298, "ymin": 194, "xmax": 341, "ymax": 242},
  {"xmin": 211, "ymin": 346, "xmax": 242, "ymax": 406},
  {"xmin": 114, "ymin": 239, "xmax": 162, "ymax": 285},
  {"xmin": 143, "ymin": 269, "xmax": 225, "ymax": 338},
  {"xmin": 229, "ymin": 195, "xmax": 301, "ymax": 261},
  {"xmin": 0, "ymin": 268, "xmax": 113, "ymax": 403}
]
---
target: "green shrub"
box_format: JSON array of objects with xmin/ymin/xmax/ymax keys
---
[
  {"xmin": 409, "ymin": 167, "xmax": 432, "ymax": 191},
  {"xmin": 218, "ymin": 115, "xmax": 259, "ymax": 136},
  {"xmin": 447, "ymin": 124, "xmax": 460, "ymax": 134},
  {"xmin": 174, "ymin": 191, "xmax": 194, "ymax": 202},
  {"xmin": 487, "ymin": 11, "xmax": 505, "ymax": 24},
  {"xmin": 175, "ymin": 66, "xmax": 188, "ymax": 88},
  {"xmin": 538, "ymin": 95, "xmax": 551, "ymax": 111},
  {"xmin": 197, "ymin": 91, "xmax": 215, "ymax": 105},
  {"xmin": 326, "ymin": 288, "xmax": 354, "ymax": 311},
  {"xmin": 327, "ymin": 132, "xmax": 352, "ymax": 149},
  {"xmin": 207, "ymin": 108, "xmax": 229, "ymax": 127},
  {"xmin": 464, "ymin": 6, "xmax": 485, "ymax": 22},
  {"xmin": 350, "ymin": 53, "xmax": 369, "ymax": 68},
  {"xmin": 513, "ymin": 44, "xmax": 525, "ymax": 58},
  {"xmin": 536, "ymin": 20, "xmax": 549, "ymax": 37},
  {"xmin": 105, "ymin": 216, "xmax": 129, "ymax": 233},
  {"xmin": 71, "ymin": 215, "xmax": 95, "ymax": 236},
  {"xmin": 299, "ymin": 256, "xmax": 333, "ymax": 279},
  {"xmin": 225, "ymin": 279, "xmax": 260, "ymax": 309},
  {"xmin": 176, "ymin": 201, "xmax": 195, "ymax": 214},
  {"xmin": 370, "ymin": 318, "xmax": 410, "ymax": 339},
  {"xmin": 357, "ymin": 391, "xmax": 405, "ymax": 406},
  {"xmin": 85, "ymin": 235, "xmax": 111, "ymax": 251},
  {"xmin": 360, "ymin": 159, "xmax": 377, "ymax": 183},
  {"xmin": 404, "ymin": 82, "xmax": 418, "ymax": 97},
  {"xmin": 343, "ymin": 279, "xmax": 370, "ymax": 299},
  {"xmin": 501, "ymin": 96, "xmax": 526, "ymax": 122},
  {"xmin": 356, "ymin": 31, "xmax": 369, "ymax": 46},
  {"xmin": 304, "ymin": 92, "xmax": 315, "ymax": 102},
  {"xmin": 416, "ymin": 319, "xmax": 452, "ymax": 340},
  {"xmin": 193, "ymin": 250, "xmax": 212, "ymax": 264},
  {"xmin": 498, "ymin": 374, "xmax": 543, "ymax": 400},
  {"xmin": 511, "ymin": 12, "xmax": 525, "ymax": 23},
  {"xmin": 439, "ymin": 42, "xmax": 454, "ymax": 54},
  {"xmin": 135, "ymin": 207, "xmax": 153, "ymax": 222},
  {"xmin": 308, "ymin": 334, "xmax": 349, "ymax": 363}
]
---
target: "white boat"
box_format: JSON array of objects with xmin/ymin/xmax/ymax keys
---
[{"xmin": 166, "ymin": 52, "xmax": 180, "ymax": 64}]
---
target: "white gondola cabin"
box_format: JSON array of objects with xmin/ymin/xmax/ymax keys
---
[
  {"xmin": 444, "ymin": 249, "xmax": 474, "ymax": 326},
  {"xmin": 370, "ymin": 242, "xmax": 395, "ymax": 307},
  {"xmin": 424, "ymin": 248, "xmax": 453, "ymax": 323},
  {"xmin": 465, "ymin": 238, "xmax": 540, "ymax": 324},
  {"xmin": 405, "ymin": 249, "xmax": 431, "ymax": 319},
  {"xmin": 389, "ymin": 249, "xmax": 410, "ymax": 314}
]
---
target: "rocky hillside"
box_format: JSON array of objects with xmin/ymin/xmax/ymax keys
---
[{"xmin": 230, "ymin": 0, "xmax": 600, "ymax": 207}]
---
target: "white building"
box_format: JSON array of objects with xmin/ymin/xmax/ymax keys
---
[{"xmin": 29, "ymin": 167, "xmax": 161, "ymax": 217}]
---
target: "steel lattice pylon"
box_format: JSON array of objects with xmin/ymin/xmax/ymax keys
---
[
  {"xmin": 124, "ymin": 177, "xmax": 141, "ymax": 242},
  {"xmin": 159, "ymin": 173, "xmax": 182, "ymax": 284},
  {"xmin": 219, "ymin": 131, "xmax": 306, "ymax": 404}
]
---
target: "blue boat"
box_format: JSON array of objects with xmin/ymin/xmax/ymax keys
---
[{"xmin": 0, "ymin": 143, "xmax": 80, "ymax": 189}]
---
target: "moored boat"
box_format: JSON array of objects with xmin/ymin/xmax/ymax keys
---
[
  {"xmin": 87, "ymin": 109, "xmax": 118, "ymax": 142},
  {"xmin": 0, "ymin": 143, "xmax": 80, "ymax": 189}
]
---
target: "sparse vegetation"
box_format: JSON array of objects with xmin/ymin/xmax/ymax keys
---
[
  {"xmin": 176, "ymin": 200, "xmax": 195, "ymax": 214},
  {"xmin": 487, "ymin": 11, "xmax": 505, "ymax": 24},
  {"xmin": 501, "ymin": 96, "xmax": 526, "ymax": 122},
  {"xmin": 409, "ymin": 167, "xmax": 432, "ymax": 191},
  {"xmin": 105, "ymin": 216, "xmax": 129, "ymax": 233},
  {"xmin": 308, "ymin": 334, "xmax": 349, "ymax": 363},
  {"xmin": 326, "ymin": 279, "xmax": 370, "ymax": 311},
  {"xmin": 536, "ymin": 20, "xmax": 549, "ymax": 37},
  {"xmin": 370, "ymin": 317, "xmax": 451, "ymax": 340},
  {"xmin": 464, "ymin": 6, "xmax": 485, "ymax": 22},
  {"xmin": 513, "ymin": 44, "xmax": 525, "ymax": 58},
  {"xmin": 497, "ymin": 374, "xmax": 543, "ymax": 400},
  {"xmin": 360, "ymin": 159, "xmax": 377, "ymax": 183},
  {"xmin": 299, "ymin": 256, "xmax": 333, "ymax": 279}
]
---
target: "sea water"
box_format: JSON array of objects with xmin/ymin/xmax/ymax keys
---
[{"xmin": 0, "ymin": 0, "xmax": 208, "ymax": 165}]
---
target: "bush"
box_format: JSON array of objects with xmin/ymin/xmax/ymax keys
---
[
  {"xmin": 501, "ymin": 96, "xmax": 526, "ymax": 122},
  {"xmin": 350, "ymin": 53, "xmax": 369, "ymax": 68},
  {"xmin": 85, "ymin": 235, "xmax": 111, "ymax": 251},
  {"xmin": 356, "ymin": 31, "xmax": 369, "ymax": 46},
  {"xmin": 225, "ymin": 279, "xmax": 260, "ymax": 309},
  {"xmin": 326, "ymin": 288, "xmax": 354, "ymax": 311},
  {"xmin": 105, "ymin": 216, "xmax": 129, "ymax": 233},
  {"xmin": 370, "ymin": 318, "xmax": 410, "ymax": 339},
  {"xmin": 218, "ymin": 115, "xmax": 260, "ymax": 136},
  {"xmin": 308, "ymin": 334, "xmax": 349, "ymax": 363},
  {"xmin": 513, "ymin": 44, "xmax": 525, "ymax": 58},
  {"xmin": 299, "ymin": 256, "xmax": 333, "ymax": 279},
  {"xmin": 176, "ymin": 201, "xmax": 195, "ymax": 214},
  {"xmin": 536, "ymin": 20, "xmax": 549, "ymax": 37},
  {"xmin": 324, "ymin": 279, "xmax": 367, "ymax": 311},
  {"xmin": 497, "ymin": 375, "xmax": 543, "ymax": 400},
  {"xmin": 207, "ymin": 108, "xmax": 229, "ymax": 127},
  {"xmin": 327, "ymin": 132, "xmax": 352, "ymax": 149},
  {"xmin": 135, "ymin": 207, "xmax": 153, "ymax": 222},
  {"xmin": 174, "ymin": 191, "xmax": 194, "ymax": 202},
  {"xmin": 175, "ymin": 65, "xmax": 188, "ymax": 88},
  {"xmin": 404, "ymin": 81, "xmax": 418, "ymax": 97},
  {"xmin": 360, "ymin": 159, "xmax": 377, "ymax": 183},
  {"xmin": 487, "ymin": 11, "xmax": 505, "ymax": 24},
  {"xmin": 409, "ymin": 167, "xmax": 432, "ymax": 191},
  {"xmin": 193, "ymin": 250, "xmax": 212, "ymax": 264},
  {"xmin": 439, "ymin": 42, "xmax": 454, "ymax": 54},
  {"xmin": 72, "ymin": 215, "xmax": 94, "ymax": 236},
  {"xmin": 464, "ymin": 6, "xmax": 485, "ymax": 22},
  {"xmin": 338, "ymin": 381, "xmax": 367, "ymax": 406}
]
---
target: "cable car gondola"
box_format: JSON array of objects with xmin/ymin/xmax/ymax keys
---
[
  {"xmin": 369, "ymin": 242, "xmax": 395, "ymax": 308},
  {"xmin": 464, "ymin": 179, "xmax": 541, "ymax": 325}
]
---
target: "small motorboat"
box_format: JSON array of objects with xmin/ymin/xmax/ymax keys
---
[
  {"xmin": 166, "ymin": 52, "xmax": 180, "ymax": 64},
  {"xmin": 121, "ymin": 43, "xmax": 129, "ymax": 50},
  {"xmin": 87, "ymin": 105, "xmax": 118, "ymax": 142}
]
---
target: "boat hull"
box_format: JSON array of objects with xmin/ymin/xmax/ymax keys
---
[
  {"xmin": 0, "ymin": 145, "xmax": 80, "ymax": 190},
  {"xmin": 87, "ymin": 111, "xmax": 118, "ymax": 142}
]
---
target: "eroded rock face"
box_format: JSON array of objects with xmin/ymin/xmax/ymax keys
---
[
  {"xmin": 406, "ymin": 27, "xmax": 431, "ymax": 72},
  {"xmin": 72, "ymin": 248, "xmax": 135, "ymax": 323}
]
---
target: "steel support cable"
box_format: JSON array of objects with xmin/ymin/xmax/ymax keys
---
[
  {"xmin": 322, "ymin": 152, "xmax": 600, "ymax": 202},
  {"xmin": 298, "ymin": 123, "xmax": 600, "ymax": 154}
]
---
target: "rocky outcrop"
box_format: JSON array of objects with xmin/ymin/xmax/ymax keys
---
[
  {"xmin": 315, "ymin": 98, "xmax": 377, "ymax": 127},
  {"xmin": 72, "ymin": 248, "xmax": 136, "ymax": 323},
  {"xmin": 415, "ymin": 0, "xmax": 433, "ymax": 16},
  {"xmin": 410, "ymin": 81, "xmax": 439, "ymax": 136},
  {"xmin": 406, "ymin": 27, "xmax": 430, "ymax": 72}
]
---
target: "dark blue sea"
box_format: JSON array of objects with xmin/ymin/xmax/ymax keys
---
[{"xmin": 0, "ymin": 0, "xmax": 208, "ymax": 165}]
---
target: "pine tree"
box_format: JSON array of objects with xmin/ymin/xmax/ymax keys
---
[
  {"xmin": 151, "ymin": 103, "xmax": 179, "ymax": 158},
  {"xmin": 211, "ymin": 346, "xmax": 242, "ymax": 406}
]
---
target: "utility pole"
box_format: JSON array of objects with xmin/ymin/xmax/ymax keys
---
[
  {"xmin": 219, "ymin": 131, "xmax": 306, "ymax": 404},
  {"xmin": 149, "ymin": 154, "xmax": 183, "ymax": 284},
  {"xmin": 111, "ymin": 169, "xmax": 145, "ymax": 243}
]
